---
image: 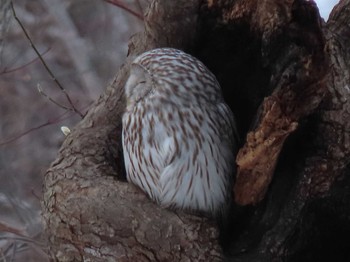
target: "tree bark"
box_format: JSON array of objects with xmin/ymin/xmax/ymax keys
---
[{"xmin": 42, "ymin": 0, "xmax": 350, "ymax": 261}]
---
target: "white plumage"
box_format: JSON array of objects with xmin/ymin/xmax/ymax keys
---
[{"xmin": 122, "ymin": 48, "xmax": 238, "ymax": 216}]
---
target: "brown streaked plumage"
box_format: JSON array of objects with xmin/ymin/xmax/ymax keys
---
[{"xmin": 122, "ymin": 48, "xmax": 238, "ymax": 216}]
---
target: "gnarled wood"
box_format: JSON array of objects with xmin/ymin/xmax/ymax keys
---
[
  {"xmin": 43, "ymin": 1, "xmax": 223, "ymax": 261},
  {"xmin": 42, "ymin": 0, "xmax": 350, "ymax": 261}
]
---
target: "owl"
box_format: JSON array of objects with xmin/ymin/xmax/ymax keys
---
[{"xmin": 122, "ymin": 48, "xmax": 238, "ymax": 216}]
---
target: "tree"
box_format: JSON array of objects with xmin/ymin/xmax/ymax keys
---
[{"xmin": 42, "ymin": 0, "xmax": 350, "ymax": 261}]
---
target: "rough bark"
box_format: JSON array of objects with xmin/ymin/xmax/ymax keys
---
[
  {"xmin": 42, "ymin": 0, "xmax": 350, "ymax": 261},
  {"xmin": 42, "ymin": 1, "xmax": 223, "ymax": 261}
]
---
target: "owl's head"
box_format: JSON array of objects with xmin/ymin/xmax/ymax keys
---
[
  {"xmin": 125, "ymin": 48, "xmax": 223, "ymax": 108},
  {"xmin": 124, "ymin": 63, "xmax": 153, "ymax": 106}
]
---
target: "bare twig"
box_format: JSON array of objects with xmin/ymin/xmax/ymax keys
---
[
  {"xmin": 104, "ymin": 0, "xmax": 144, "ymax": 20},
  {"xmin": 37, "ymin": 84, "xmax": 71, "ymax": 111},
  {"xmin": 2, "ymin": 241, "xmax": 28, "ymax": 261},
  {"xmin": 10, "ymin": 1, "xmax": 84, "ymax": 118},
  {"xmin": 0, "ymin": 250, "xmax": 5, "ymax": 262},
  {"xmin": 30, "ymin": 189, "xmax": 41, "ymax": 201},
  {"xmin": 0, "ymin": 235, "xmax": 45, "ymax": 248},
  {"xmin": 0, "ymin": 222, "xmax": 26, "ymax": 237},
  {"xmin": 135, "ymin": 0, "xmax": 143, "ymax": 14},
  {"xmin": 0, "ymin": 111, "xmax": 70, "ymax": 146},
  {"xmin": 10, "ymin": 241, "xmax": 17, "ymax": 262},
  {"xmin": 41, "ymin": 0, "xmax": 102, "ymax": 100},
  {"xmin": 0, "ymin": 101, "xmax": 92, "ymax": 146},
  {"xmin": 0, "ymin": 236, "xmax": 48, "ymax": 261},
  {"xmin": 0, "ymin": 48, "xmax": 51, "ymax": 75}
]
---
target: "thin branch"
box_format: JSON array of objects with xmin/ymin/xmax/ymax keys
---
[
  {"xmin": 10, "ymin": 241, "xmax": 18, "ymax": 262},
  {"xmin": 0, "ymin": 47, "xmax": 51, "ymax": 75},
  {"xmin": 10, "ymin": 1, "xmax": 84, "ymax": 118},
  {"xmin": 0, "ymin": 235, "xmax": 45, "ymax": 248},
  {"xmin": 37, "ymin": 84, "xmax": 71, "ymax": 111},
  {"xmin": 135, "ymin": 0, "xmax": 143, "ymax": 14},
  {"xmin": 0, "ymin": 250, "xmax": 5, "ymax": 262},
  {"xmin": 104, "ymin": 0, "xmax": 144, "ymax": 20},
  {"xmin": 0, "ymin": 111, "xmax": 70, "ymax": 146},
  {"xmin": 0, "ymin": 222, "xmax": 26, "ymax": 237},
  {"xmin": 0, "ymin": 101, "xmax": 92, "ymax": 146},
  {"xmin": 31, "ymin": 189, "xmax": 41, "ymax": 201}
]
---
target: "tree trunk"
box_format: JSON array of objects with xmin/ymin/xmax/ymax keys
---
[{"xmin": 42, "ymin": 0, "xmax": 350, "ymax": 261}]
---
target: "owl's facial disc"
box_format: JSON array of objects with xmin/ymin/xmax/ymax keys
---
[{"xmin": 125, "ymin": 64, "xmax": 153, "ymax": 105}]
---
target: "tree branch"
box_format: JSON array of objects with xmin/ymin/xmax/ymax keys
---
[{"xmin": 11, "ymin": 1, "xmax": 84, "ymax": 118}]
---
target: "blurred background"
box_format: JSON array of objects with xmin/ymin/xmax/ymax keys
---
[
  {"xmin": 0, "ymin": 0, "xmax": 338, "ymax": 260},
  {"xmin": 0, "ymin": 0, "xmax": 143, "ymax": 260}
]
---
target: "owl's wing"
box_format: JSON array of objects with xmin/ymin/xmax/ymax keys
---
[{"xmin": 155, "ymin": 104, "xmax": 236, "ymax": 212}]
